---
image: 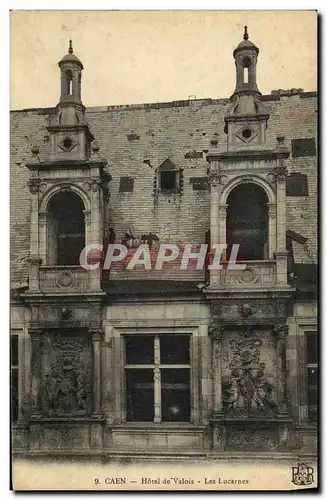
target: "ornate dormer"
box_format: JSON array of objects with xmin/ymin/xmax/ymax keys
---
[
  {"xmin": 47, "ymin": 40, "xmax": 94, "ymax": 161},
  {"xmin": 224, "ymin": 27, "xmax": 270, "ymax": 151},
  {"xmin": 25, "ymin": 41, "xmax": 110, "ymax": 295}
]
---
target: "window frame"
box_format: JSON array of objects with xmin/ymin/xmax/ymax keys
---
[
  {"xmin": 297, "ymin": 322, "xmax": 318, "ymax": 426},
  {"xmin": 305, "ymin": 331, "xmax": 318, "ymax": 424},
  {"xmin": 118, "ymin": 328, "xmax": 199, "ymax": 425},
  {"xmin": 10, "ymin": 333, "xmax": 19, "ymax": 423}
]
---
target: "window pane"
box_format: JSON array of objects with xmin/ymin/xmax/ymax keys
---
[
  {"xmin": 126, "ymin": 369, "xmax": 154, "ymax": 421},
  {"xmin": 160, "ymin": 171, "xmax": 176, "ymax": 190},
  {"xmin": 161, "ymin": 369, "xmax": 190, "ymax": 422},
  {"xmin": 11, "ymin": 335, "xmax": 18, "ymax": 366},
  {"xmin": 160, "ymin": 336, "xmax": 190, "ymax": 364},
  {"xmin": 306, "ymin": 333, "xmax": 317, "ymax": 364},
  {"xmin": 125, "ymin": 336, "xmax": 154, "ymax": 364},
  {"xmin": 11, "ymin": 368, "xmax": 18, "ymax": 422},
  {"xmin": 307, "ymin": 367, "xmax": 318, "ymax": 387}
]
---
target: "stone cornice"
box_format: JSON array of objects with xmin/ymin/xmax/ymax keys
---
[
  {"xmin": 206, "ymin": 149, "xmax": 290, "ymax": 162},
  {"xmin": 26, "ymin": 158, "xmax": 108, "ymax": 170}
]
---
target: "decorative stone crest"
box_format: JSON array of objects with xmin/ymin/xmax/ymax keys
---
[
  {"xmin": 240, "ymin": 303, "xmax": 257, "ymax": 317},
  {"xmin": 238, "ymin": 268, "xmax": 258, "ymax": 285},
  {"xmin": 55, "ymin": 270, "xmax": 75, "ymax": 288}
]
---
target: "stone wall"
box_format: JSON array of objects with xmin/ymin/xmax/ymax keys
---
[{"xmin": 10, "ymin": 91, "xmax": 317, "ymax": 286}]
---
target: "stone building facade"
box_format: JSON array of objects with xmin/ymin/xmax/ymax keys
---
[{"xmin": 11, "ymin": 31, "xmax": 317, "ymax": 459}]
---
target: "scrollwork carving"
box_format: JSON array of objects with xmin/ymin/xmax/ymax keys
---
[
  {"xmin": 273, "ymin": 165, "xmax": 288, "ymax": 181},
  {"xmin": 28, "ymin": 177, "xmax": 41, "ymax": 194},
  {"xmin": 207, "ymin": 171, "xmax": 227, "ymax": 186}
]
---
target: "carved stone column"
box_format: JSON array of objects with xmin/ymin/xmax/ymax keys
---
[
  {"xmin": 29, "ymin": 329, "xmax": 42, "ymax": 417},
  {"xmin": 209, "ymin": 317, "xmax": 225, "ymax": 451},
  {"xmin": 209, "ymin": 319, "xmax": 224, "ymax": 417},
  {"xmin": 28, "ymin": 178, "xmax": 41, "ymax": 291},
  {"xmin": 208, "ymin": 166, "xmax": 221, "ymax": 286},
  {"xmin": 91, "ymin": 329, "xmax": 103, "ymax": 417},
  {"xmin": 274, "ymin": 142, "xmax": 289, "ymax": 286},
  {"xmin": 89, "ymin": 178, "xmax": 102, "ymax": 291},
  {"xmin": 267, "ymin": 202, "xmax": 277, "ymax": 259},
  {"xmin": 274, "ymin": 324, "xmax": 289, "ymax": 416}
]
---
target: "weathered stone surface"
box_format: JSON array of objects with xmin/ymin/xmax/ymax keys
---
[{"xmin": 10, "ymin": 92, "xmax": 317, "ymax": 286}]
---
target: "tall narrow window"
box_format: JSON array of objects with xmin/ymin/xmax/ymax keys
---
[
  {"xmin": 244, "ymin": 67, "xmax": 249, "ymax": 84},
  {"xmin": 243, "ymin": 56, "xmax": 251, "ymax": 84},
  {"xmin": 306, "ymin": 332, "xmax": 318, "ymax": 423},
  {"xmin": 11, "ymin": 335, "xmax": 19, "ymax": 423},
  {"xmin": 47, "ymin": 191, "xmax": 85, "ymax": 265},
  {"xmin": 66, "ymin": 70, "xmax": 73, "ymax": 96},
  {"xmin": 157, "ymin": 158, "xmax": 179, "ymax": 193},
  {"xmin": 125, "ymin": 335, "xmax": 190, "ymax": 423},
  {"xmin": 226, "ymin": 183, "xmax": 269, "ymax": 260}
]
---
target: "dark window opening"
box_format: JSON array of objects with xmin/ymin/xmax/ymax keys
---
[
  {"xmin": 226, "ymin": 183, "xmax": 269, "ymax": 261},
  {"xmin": 126, "ymin": 369, "xmax": 154, "ymax": 422},
  {"xmin": 125, "ymin": 335, "xmax": 190, "ymax": 423},
  {"xmin": 48, "ymin": 191, "xmax": 85, "ymax": 266},
  {"xmin": 286, "ymin": 173, "xmax": 309, "ymax": 196},
  {"xmin": 242, "ymin": 128, "xmax": 252, "ymax": 139},
  {"xmin": 161, "ymin": 368, "xmax": 190, "ymax": 422},
  {"xmin": 291, "ymin": 138, "xmax": 316, "ymax": 158},
  {"xmin": 119, "ymin": 177, "xmax": 134, "ymax": 193},
  {"xmin": 160, "ymin": 335, "xmax": 189, "ymax": 364},
  {"xmin": 160, "ymin": 170, "xmax": 177, "ymax": 191},
  {"xmin": 306, "ymin": 332, "xmax": 318, "ymax": 423},
  {"xmin": 66, "ymin": 70, "xmax": 73, "ymax": 96},
  {"xmin": 125, "ymin": 336, "xmax": 154, "ymax": 364},
  {"xmin": 190, "ymin": 177, "xmax": 208, "ymax": 191},
  {"xmin": 63, "ymin": 137, "xmax": 73, "ymax": 150},
  {"xmin": 11, "ymin": 335, "xmax": 18, "ymax": 423},
  {"xmin": 243, "ymin": 56, "xmax": 251, "ymax": 68}
]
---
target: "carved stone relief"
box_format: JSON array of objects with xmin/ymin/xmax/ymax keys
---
[
  {"xmin": 41, "ymin": 332, "xmax": 92, "ymax": 416},
  {"xmin": 222, "ymin": 327, "xmax": 277, "ymax": 417}
]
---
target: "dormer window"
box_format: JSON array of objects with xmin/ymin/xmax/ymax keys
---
[
  {"xmin": 160, "ymin": 170, "xmax": 177, "ymax": 191},
  {"xmin": 157, "ymin": 158, "xmax": 180, "ymax": 193}
]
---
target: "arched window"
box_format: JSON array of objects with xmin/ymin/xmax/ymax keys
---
[
  {"xmin": 226, "ymin": 183, "xmax": 269, "ymax": 261},
  {"xmin": 66, "ymin": 70, "xmax": 73, "ymax": 96},
  {"xmin": 243, "ymin": 56, "xmax": 251, "ymax": 84},
  {"xmin": 47, "ymin": 191, "xmax": 85, "ymax": 265}
]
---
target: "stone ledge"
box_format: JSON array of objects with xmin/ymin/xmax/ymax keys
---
[{"xmin": 12, "ymin": 449, "xmax": 317, "ymax": 462}]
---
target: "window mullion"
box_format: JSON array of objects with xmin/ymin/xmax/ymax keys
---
[{"xmin": 153, "ymin": 336, "xmax": 161, "ymax": 423}]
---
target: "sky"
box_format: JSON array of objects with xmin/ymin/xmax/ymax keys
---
[{"xmin": 10, "ymin": 10, "xmax": 317, "ymax": 110}]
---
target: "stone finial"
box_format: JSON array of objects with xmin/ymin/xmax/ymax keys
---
[
  {"xmin": 210, "ymin": 137, "xmax": 218, "ymax": 147},
  {"xmin": 91, "ymin": 142, "xmax": 100, "ymax": 154},
  {"xmin": 68, "ymin": 39, "xmax": 73, "ymax": 54},
  {"xmin": 31, "ymin": 145, "xmax": 39, "ymax": 156},
  {"xmin": 243, "ymin": 25, "xmax": 249, "ymax": 41},
  {"xmin": 276, "ymin": 136, "xmax": 286, "ymax": 147}
]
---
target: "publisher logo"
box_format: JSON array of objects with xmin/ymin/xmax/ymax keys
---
[{"xmin": 291, "ymin": 463, "xmax": 314, "ymax": 486}]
